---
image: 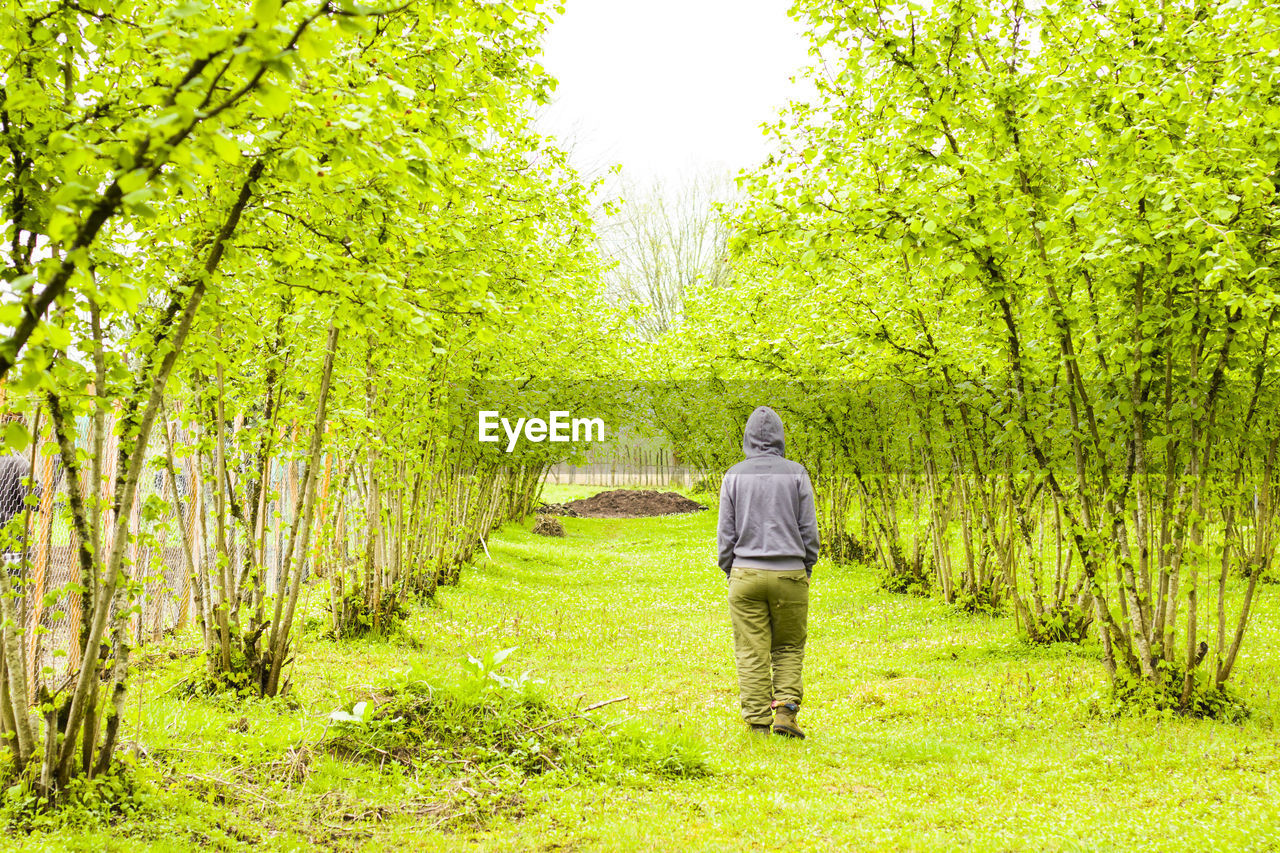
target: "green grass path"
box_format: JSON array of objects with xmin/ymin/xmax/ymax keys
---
[{"xmin": 416, "ymin": 494, "xmax": 1280, "ymax": 852}]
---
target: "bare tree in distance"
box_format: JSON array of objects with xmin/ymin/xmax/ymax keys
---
[
  {"xmin": 599, "ymin": 173, "xmax": 733, "ymax": 339},
  {"xmin": 532, "ymin": 107, "xmax": 734, "ymax": 337}
]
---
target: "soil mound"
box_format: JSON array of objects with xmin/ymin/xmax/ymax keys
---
[
  {"xmin": 562, "ymin": 489, "xmax": 707, "ymax": 519},
  {"xmin": 535, "ymin": 501, "xmax": 580, "ymax": 518}
]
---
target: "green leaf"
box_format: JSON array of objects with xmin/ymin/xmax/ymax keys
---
[
  {"xmin": 211, "ymin": 132, "xmax": 241, "ymax": 164},
  {"xmin": 259, "ymin": 83, "xmax": 291, "ymax": 117},
  {"xmin": 117, "ymin": 169, "xmax": 148, "ymax": 194},
  {"xmin": 253, "ymin": 0, "xmax": 281, "ymax": 27},
  {"xmin": 44, "ymin": 323, "xmax": 71, "ymax": 350},
  {"xmin": 123, "ymin": 186, "xmax": 155, "ymax": 207},
  {"xmin": 3, "ymin": 421, "xmax": 30, "ymax": 454}
]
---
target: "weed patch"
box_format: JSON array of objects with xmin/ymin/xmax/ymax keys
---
[
  {"xmin": 325, "ymin": 659, "xmax": 711, "ymax": 785},
  {"xmin": 0, "ymin": 766, "xmax": 157, "ymax": 834}
]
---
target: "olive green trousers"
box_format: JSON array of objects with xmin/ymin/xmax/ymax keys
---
[{"xmin": 727, "ymin": 566, "xmax": 809, "ymax": 726}]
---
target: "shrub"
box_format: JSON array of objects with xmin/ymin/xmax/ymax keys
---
[
  {"xmin": 821, "ymin": 532, "xmax": 875, "ymax": 565},
  {"xmin": 329, "ymin": 590, "xmax": 408, "ymax": 640},
  {"xmin": 1024, "ymin": 604, "xmax": 1092, "ymax": 644},
  {"xmin": 1, "ymin": 766, "xmax": 154, "ymax": 832},
  {"xmin": 878, "ymin": 545, "xmax": 932, "ymax": 597},
  {"xmin": 1090, "ymin": 658, "xmax": 1249, "ymax": 722},
  {"xmin": 952, "ymin": 576, "xmax": 1005, "ymax": 616}
]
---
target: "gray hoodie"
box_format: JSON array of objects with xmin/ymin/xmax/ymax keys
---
[{"xmin": 716, "ymin": 406, "xmax": 821, "ymax": 577}]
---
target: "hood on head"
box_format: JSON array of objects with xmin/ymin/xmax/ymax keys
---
[{"xmin": 743, "ymin": 406, "xmax": 785, "ymax": 458}]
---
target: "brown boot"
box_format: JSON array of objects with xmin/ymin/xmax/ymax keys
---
[{"xmin": 771, "ymin": 701, "xmax": 805, "ymax": 739}]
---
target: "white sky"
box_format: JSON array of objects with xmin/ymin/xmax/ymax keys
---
[{"xmin": 536, "ymin": 1, "xmax": 813, "ymax": 190}]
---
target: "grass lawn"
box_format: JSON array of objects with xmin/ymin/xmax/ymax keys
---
[{"xmin": 12, "ymin": 484, "xmax": 1280, "ymax": 851}]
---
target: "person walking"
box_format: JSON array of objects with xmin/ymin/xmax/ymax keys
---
[{"xmin": 717, "ymin": 406, "xmax": 820, "ymax": 738}]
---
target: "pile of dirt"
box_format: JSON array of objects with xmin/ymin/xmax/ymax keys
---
[
  {"xmin": 560, "ymin": 489, "xmax": 707, "ymax": 519},
  {"xmin": 535, "ymin": 502, "xmax": 580, "ymax": 518}
]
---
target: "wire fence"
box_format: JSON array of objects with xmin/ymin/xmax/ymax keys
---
[
  {"xmin": 1, "ymin": 412, "xmax": 315, "ymax": 703},
  {"xmin": 3, "ymin": 413, "xmax": 693, "ymax": 703},
  {"xmin": 544, "ymin": 446, "xmax": 695, "ymax": 488}
]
